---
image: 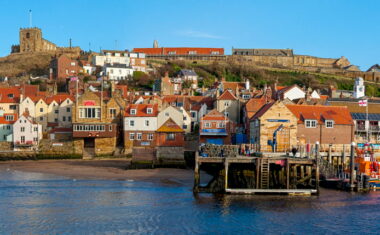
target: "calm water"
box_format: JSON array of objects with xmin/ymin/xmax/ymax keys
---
[{"xmin": 1, "ymin": 169, "xmax": 380, "ymax": 234}]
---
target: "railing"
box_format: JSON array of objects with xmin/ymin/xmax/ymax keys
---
[
  {"xmin": 356, "ymin": 125, "xmax": 366, "ymax": 131},
  {"xmin": 356, "ymin": 125, "xmax": 380, "ymax": 132}
]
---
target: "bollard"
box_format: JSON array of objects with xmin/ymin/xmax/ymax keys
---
[{"xmin": 350, "ymin": 142, "xmax": 356, "ymax": 191}]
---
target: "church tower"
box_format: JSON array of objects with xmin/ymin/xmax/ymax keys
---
[
  {"xmin": 353, "ymin": 77, "xmax": 365, "ymax": 98},
  {"xmin": 19, "ymin": 28, "xmax": 43, "ymax": 52},
  {"xmin": 153, "ymin": 40, "xmax": 159, "ymax": 48}
]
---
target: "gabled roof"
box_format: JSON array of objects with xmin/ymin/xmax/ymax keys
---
[
  {"xmin": 157, "ymin": 118, "xmax": 184, "ymax": 132},
  {"xmin": 179, "ymin": 69, "xmax": 197, "ymax": 76},
  {"xmin": 124, "ymin": 104, "xmax": 158, "ymax": 117},
  {"xmin": 202, "ymin": 109, "xmax": 229, "ymax": 121},
  {"xmin": 218, "ymin": 90, "xmax": 237, "ymax": 100},
  {"xmin": 221, "ymin": 81, "xmax": 245, "ymax": 91},
  {"xmin": 0, "ymin": 87, "xmax": 20, "ymax": 103},
  {"xmin": 245, "ymin": 97, "xmax": 266, "ymax": 119},
  {"xmin": 251, "ymin": 102, "xmax": 275, "ymax": 120},
  {"xmin": 286, "ymin": 105, "xmax": 353, "ymax": 125}
]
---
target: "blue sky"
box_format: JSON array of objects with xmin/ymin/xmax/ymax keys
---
[{"xmin": 0, "ymin": 0, "xmax": 378, "ymax": 70}]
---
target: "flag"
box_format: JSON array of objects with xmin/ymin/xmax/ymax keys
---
[{"xmin": 359, "ymin": 99, "xmax": 368, "ymax": 107}]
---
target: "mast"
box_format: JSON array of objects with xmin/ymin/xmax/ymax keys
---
[{"xmin": 366, "ymin": 99, "xmax": 369, "ymax": 142}]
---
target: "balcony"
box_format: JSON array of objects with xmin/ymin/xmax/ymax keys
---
[
  {"xmin": 200, "ymin": 128, "xmax": 228, "ymax": 136},
  {"xmin": 356, "ymin": 125, "xmax": 380, "ymax": 132}
]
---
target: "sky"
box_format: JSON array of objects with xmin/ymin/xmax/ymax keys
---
[{"xmin": 0, "ymin": 0, "xmax": 378, "ymax": 70}]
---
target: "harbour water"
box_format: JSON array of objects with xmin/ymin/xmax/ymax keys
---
[{"xmin": 1, "ymin": 169, "xmax": 380, "ymax": 234}]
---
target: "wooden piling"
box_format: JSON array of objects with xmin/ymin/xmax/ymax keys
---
[
  {"xmin": 286, "ymin": 159, "xmax": 290, "ymax": 189},
  {"xmin": 350, "ymin": 143, "xmax": 355, "ymax": 191},
  {"xmin": 194, "ymin": 152, "xmax": 200, "ymax": 193}
]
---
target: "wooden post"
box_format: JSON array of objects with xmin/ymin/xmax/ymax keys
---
[
  {"xmin": 342, "ymin": 145, "xmax": 346, "ymax": 179},
  {"xmin": 316, "ymin": 161, "xmax": 320, "ymax": 194},
  {"xmin": 286, "ymin": 158, "xmax": 290, "ymax": 189},
  {"xmin": 350, "ymin": 142, "xmax": 356, "ymax": 191},
  {"xmin": 301, "ymin": 165, "xmax": 305, "ymax": 179},
  {"xmin": 315, "ymin": 141, "xmax": 320, "ymax": 160},
  {"xmin": 256, "ymin": 158, "xmax": 260, "ymax": 189},
  {"xmin": 224, "ymin": 159, "xmax": 229, "ymax": 191},
  {"xmin": 328, "ymin": 144, "xmax": 332, "ymax": 164},
  {"xmin": 194, "ymin": 152, "xmax": 200, "ymax": 193}
]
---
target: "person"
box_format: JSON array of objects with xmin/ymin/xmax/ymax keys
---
[{"xmin": 291, "ymin": 146, "xmax": 298, "ymax": 157}]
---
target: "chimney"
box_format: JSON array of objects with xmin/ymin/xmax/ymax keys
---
[{"xmin": 305, "ymin": 90, "xmax": 311, "ymax": 101}]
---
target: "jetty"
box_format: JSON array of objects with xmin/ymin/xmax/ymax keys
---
[{"xmin": 193, "ymin": 145, "xmax": 319, "ymax": 195}]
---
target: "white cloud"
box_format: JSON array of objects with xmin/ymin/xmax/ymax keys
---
[{"xmin": 178, "ymin": 30, "xmax": 223, "ymax": 39}]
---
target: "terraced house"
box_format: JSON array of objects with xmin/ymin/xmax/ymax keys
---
[{"xmin": 72, "ymin": 90, "xmax": 125, "ymax": 157}]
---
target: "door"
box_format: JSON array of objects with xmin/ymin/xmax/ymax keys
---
[{"xmin": 84, "ymin": 137, "xmax": 95, "ymax": 148}]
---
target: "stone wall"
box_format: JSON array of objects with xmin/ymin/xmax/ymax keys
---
[
  {"xmin": 156, "ymin": 146, "xmax": 184, "ymax": 163},
  {"xmin": 95, "ymin": 137, "xmax": 116, "ymax": 155}
]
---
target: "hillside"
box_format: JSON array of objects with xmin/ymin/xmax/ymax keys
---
[
  {"xmin": 0, "ymin": 52, "xmax": 56, "ymax": 78},
  {"xmin": 150, "ymin": 59, "xmax": 380, "ymax": 97}
]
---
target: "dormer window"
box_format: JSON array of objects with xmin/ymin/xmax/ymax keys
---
[
  {"xmin": 147, "ymin": 108, "xmax": 153, "ymax": 114},
  {"xmin": 305, "ymin": 120, "xmax": 317, "ymax": 128},
  {"xmin": 7, "ymin": 94, "xmax": 13, "ymax": 98},
  {"xmin": 5, "ymin": 115, "xmax": 13, "ymax": 121},
  {"xmin": 130, "ymin": 109, "xmax": 136, "ymax": 115},
  {"xmin": 325, "ymin": 120, "xmax": 334, "ymax": 128}
]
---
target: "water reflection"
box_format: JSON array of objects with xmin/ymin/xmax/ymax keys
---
[{"xmin": 1, "ymin": 169, "xmax": 380, "ymax": 234}]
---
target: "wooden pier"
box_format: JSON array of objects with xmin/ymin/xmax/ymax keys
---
[{"xmin": 194, "ymin": 152, "xmax": 319, "ymax": 195}]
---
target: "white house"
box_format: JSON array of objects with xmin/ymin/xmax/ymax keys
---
[
  {"xmin": 157, "ymin": 106, "xmax": 191, "ymax": 133},
  {"xmin": 92, "ymin": 50, "xmax": 130, "ymax": 67},
  {"xmin": 178, "ymin": 69, "xmax": 198, "ymax": 89},
  {"xmin": 13, "ymin": 115, "xmax": 42, "ymax": 150},
  {"xmin": 103, "ymin": 64, "xmax": 133, "ymax": 81},
  {"xmin": 277, "ymin": 85, "xmax": 306, "ymax": 101},
  {"xmin": 353, "ymin": 77, "xmax": 365, "ymax": 99},
  {"xmin": 123, "ymin": 104, "xmax": 158, "ymax": 152}
]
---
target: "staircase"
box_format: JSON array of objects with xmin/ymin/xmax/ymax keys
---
[
  {"xmin": 83, "ymin": 147, "xmax": 95, "ymax": 159},
  {"xmin": 260, "ymin": 158, "xmax": 270, "ymax": 189}
]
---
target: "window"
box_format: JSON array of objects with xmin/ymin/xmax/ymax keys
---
[
  {"xmin": 33, "ymin": 137, "xmax": 38, "ymax": 142},
  {"xmin": 71, "ymin": 62, "xmax": 76, "ymax": 66},
  {"xmin": 40, "ymin": 117, "xmax": 43, "ymax": 121},
  {"xmin": 109, "ymin": 125, "xmax": 112, "ymax": 131},
  {"xmin": 218, "ymin": 122, "xmax": 225, "ymax": 128},
  {"xmin": 137, "ymin": 133, "xmax": 142, "ymax": 140},
  {"xmin": 147, "ymin": 108, "xmax": 153, "ymax": 114},
  {"xmin": 129, "ymin": 133, "xmax": 135, "ymax": 140},
  {"xmin": 165, "ymin": 112, "xmax": 169, "ymax": 117},
  {"xmin": 3, "ymin": 135, "xmax": 6, "ymax": 140},
  {"xmin": 68, "ymin": 117, "xmax": 71, "ymax": 122},
  {"xmin": 5, "ymin": 115, "xmax": 13, "ymax": 121},
  {"xmin": 40, "ymin": 108, "xmax": 43, "ymax": 112},
  {"xmin": 63, "ymin": 116, "xmax": 66, "ymax": 122},
  {"xmin": 166, "ymin": 133, "xmax": 175, "ymax": 140},
  {"xmin": 66, "ymin": 107, "xmax": 71, "ymax": 112},
  {"xmin": 183, "ymin": 116, "xmax": 187, "ymax": 121},
  {"xmin": 21, "ymin": 127, "xmax": 25, "ymax": 132},
  {"xmin": 147, "ymin": 133, "xmax": 154, "ymax": 140},
  {"xmin": 109, "ymin": 108, "xmax": 117, "ymax": 118},
  {"xmin": 9, "ymin": 105, "xmax": 16, "ymax": 110},
  {"xmin": 145, "ymin": 120, "xmax": 150, "ymax": 126},
  {"xmin": 129, "ymin": 120, "xmax": 135, "ymax": 127},
  {"xmin": 55, "ymin": 110, "xmax": 59, "ymax": 114},
  {"xmin": 325, "ymin": 120, "xmax": 334, "ymax": 128},
  {"xmin": 168, "ymin": 51, "xmax": 176, "ymax": 55},
  {"xmin": 224, "ymin": 102, "xmax": 229, "ymax": 107},
  {"xmin": 188, "ymin": 51, "xmax": 197, "ymax": 55},
  {"xmin": 305, "ymin": 120, "xmax": 317, "ymax": 128},
  {"xmin": 54, "ymin": 118, "xmax": 58, "ymax": 122},
  {"xmin": 225, "ymin": 112, "xmax": 229, "ymax": 117},
  {"xmin": 79, "ymin": 107, "xmax": 101, "ymax": 118},
  {"xmin": 191, "ymin": 112, "xmax": 196, "ymax": 118},
  {"xmin": 204, "ymin": 122, "xmax": 211, "ymax": 128},
  {"xmin": 21, "ymin": 136, "xmax": 25, "ymax": 143},
  {"xmin": 183, "ymin": 125, "xmax": 187, "ymax": 129},
  {"xmin": 34, "ymin": 127, "xmax": 37, "ymax": 132},
  {"xmin": 6, "ymin": 125, "xmax": 10, "ymax": 130},
  {"xmin": 130, "ymin": 109, "xmax": 137, "ymax": 115}
]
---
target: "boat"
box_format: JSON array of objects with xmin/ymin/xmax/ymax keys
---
[{"xmin": 355, "ymin": 143, "xmax": 380, "ymax": 190}]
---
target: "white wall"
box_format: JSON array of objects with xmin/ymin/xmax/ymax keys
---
[{"xmin": 124, "ymin": 117, "xmax": 158, "ymax": 131}]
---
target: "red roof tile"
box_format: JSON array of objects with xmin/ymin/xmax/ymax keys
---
[
  {"xmin": 218, "ymin": 90, "xmax": 237, "ymax": 100},
  {"xmin": 157, "ymin": 118, "xmax": 184, "ymax": 132},
  {"xmin": 286, "ymin": 104, "xmax": 353, "ymax": 125},
  {"xmin": 202, "ymin": 109, "xmax": 228, "ymax": 121},
  {"xmin": 124, "ymin": 104, "xmax": 158, "ymax": 117},
  {"xmin": 0, "ymin": 113, "xmax": 18, "ymax": 124}
]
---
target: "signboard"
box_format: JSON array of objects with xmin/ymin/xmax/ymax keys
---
[
  {"xmin": 266, "ymin": 119, "xmax": 290, "ymax": 123},
  {"xmin": 52, "ymin": 143, "xmax": 63, "ymax": 147},
  {"xmin": 84, "ymin": 100, "xmax": 96, "ymax": 106},
  {"xmin": 201, "ymin": 129, "xmax": 226, "ymax": 133},
  {"xmin": 141, "ymin": 142, "xmax": 151, "ymax": 146}
]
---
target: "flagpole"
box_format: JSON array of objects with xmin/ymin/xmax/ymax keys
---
[{"xmin": 366, "ymin": 99, "xmax": 369, "ymax": 142}]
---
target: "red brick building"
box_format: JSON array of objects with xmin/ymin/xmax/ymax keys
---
[
  {"xmin": 286, "ymin": 105, "xmax": 354, "ymax": 145},
  {"xmin": 199, "ymin": 109, "xmax": 234, "ymax": 145},
  {"xmin": 156, "ymin": 118, "xmax": 184, "ymax": 147},
  {"xmin": 133, "ymin": 47, "xmax": 224, "ymax": 56},
  {"xmin": 50, "ymin": 55, "xmax": 83, "ymax": 81}
]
